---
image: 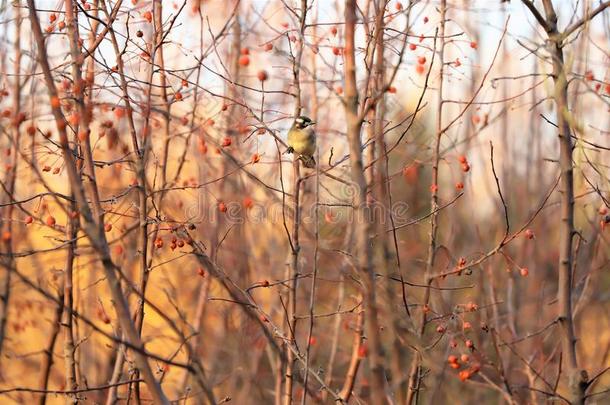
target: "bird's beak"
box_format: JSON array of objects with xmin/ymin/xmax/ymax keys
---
[{"xmin": 309, "ymin": 121, "xmax": 316, "ymax": 126}]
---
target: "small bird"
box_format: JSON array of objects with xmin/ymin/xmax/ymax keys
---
[{"xmin": 286, "ymin": 115, "xmax": 316, "ymax": 168}]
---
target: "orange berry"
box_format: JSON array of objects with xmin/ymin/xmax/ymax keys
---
[
  {"xmin": 68, "ymin": 112, "xmax": 80, "ymax": 126},
  {"xmin": 50, "ymin": 96, "xmax": 61, "ymax": 109},
  {"xmin": 524, "ymin": 229, "xmax": 535, "ymax": 239},
  {"xmin": 332, "ymin": 47, "xmax": 342, "ymax": 56},
  {"xmin": 49, "ymin": 13, "xmax": 57, "ymax": 23},
  {"xmin": 221, "ymin": 137, "xmax": 232, "ymax": 147},
  {"xmin": 409, "ymin": 43, "xmax": 416, "ymax": 51},
  {"xmin": 448, "ymin": 355, "xmax": 458, "ymax": 364},
  {"xmin": 251, "ymin": 153, "xmax": 260, "ymax": 164},
  {"xmin": 458, "ymin": 370, "xmax": 470, "ymax": 381},
  {"xmin": 174, "ymin": 92, "xmax": 183, "ymax": 101},
  {"xmin": 458, "ymin": 155, "xmax": 467, "ymax": 164},
  {"xmin": 460, "ymin": 354, "xmax": 470, "ymax": 363},
  {"xmin": 415, "ymin": 64, "xmax": 425, "ymax": 74},
  {"xmin": 143, "ymin": 11, "xmax": 152, "ymax": 23},
  {"xmin": 218, "ymin": 202, "xmax": 227, "ymax": 212},
  {"xmin": 46, "ymin": 215, "xmax": 56, "ymax": 226},
  {"xmin": 1, "ymin": 231, "xmax": 11, "ymax": 242},
  {"xmin": 450, "ymin": 362, "xmax": 461, "ymax": 369},
  {"xmin": 240, "ymin": 47, "xmax": 250, "ymax": 55},
  {"xmin": 25, "ymin": 216, "xmax": 34, "ymax": 225},
  {"xmin": 470, "ymin": 41, "xmax": 478, "ymax": 49},
  {"xmin": 455, "ymin": 182, "xmax": 464, "ymax": 190},
  {"xmin": 520, "ymin": 267, "xmax": 529, "ymax": 277},
  {"xmin": 197, "ymin": 267, "xmax": 205, "ymax": 277},
  {"xmin": 417, "ymin": 56, "xmax": 427, "ymax": 65},
  {"xmin": 261, "ymin": 280, "xmax": 270, "ymax": 287},
  {"xmin": 264, "ymin": 43, "xmax": 273, "ymax": 51},
  {"xmin": 309, "ymin": 336, "xmax": 317, "ymax": 346},
  {"xmin": 465, "ymin": 339, "xmax": 474, "ymax": 349},
  {"xmin": 395, "ymin": 2, "xmax": 403, "ymax": 10},
  {"xmin": 461, "ymin": 163, "xmax": 470, "ymax": 172},
  {"xmin": 238, "ymin": 55, "xmax": 250, "ymax": 66},
  {"xmin": 387, "ymin": 86, "xmax": 397, "ymax": 94},
  {"xmin": 330, "ymin": 26, "xmax": 338, "ymax": 36},
  {"xmin": 104, "ymin": 223, "xmax": 112, "ymax": 232},
  {"xmin": 463, "ymin": 321, "xmax": 472, "ymax": 330},
  {"xmin": 243, "ymin": 197, "xmax": 254, "ymax": 209},
  {"xmin": 436, "ymin": 325, "xmax": 446, "ymax": 333}
]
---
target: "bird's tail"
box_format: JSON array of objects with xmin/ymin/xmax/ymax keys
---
[{"xmin": 300, "ymin": 155, "xmax": 316, "ymax": 168}]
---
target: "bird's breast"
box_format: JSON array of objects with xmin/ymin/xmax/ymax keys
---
[{"xmin": 287, "ymin": 128, "xmax": 316, "ymax": 155}]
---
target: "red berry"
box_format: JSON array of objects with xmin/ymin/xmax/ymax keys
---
[
  {"xmin": 240, "ymin": 47, "xmax": 250, "ymax": 55},
  {"xmin": 25, "ymin": 215, "xmax": 34, "ymax": 225},
  {"xmin": 448, "ymin": 355, "xmax": 458, "ymax": 364},
  {"xmin": 357, "ymin": 343, "xmax": 368, "ymax": 358},
  {"xmin": 520, "ymin": 267, "xmax": 529, "ymax": 277},
  {"xmin": 423, "ymin": 16, "xmax": 429, "ymax": 23},
  {"xmin": 257, "ymin": 70, "xmax": 268, "ymax": 81},
  {"xmin": 417, "ymin": 56, "xmax": 427, "ymax": 65},
  {"xmin": 409, "ymin": 43, "xmax": 417, "ymax": 51},
  {"xmin": 330, "ymin": 26, "xmax": 338, "ymax": 36},
  {"xmin": 46, "ymin": 215, "xmax": 56, "ymax": 227},
  {"xmin": 221, "ymin": 137, "xmax": 232, "ymax": 147},
  {"xmin": 470, "ymin": 41, "xmax": 478, "ymax": 49},
  {"xmin": 524, "ymin": 229, "xmax": 535, "ymax": 239},
  {"xmin": 218, "ymin": 202, "xmax": 227, "ymax": 212},
  {"xmin": 584, "ymin": 70, "xmax": 594, "ymax": 81}
]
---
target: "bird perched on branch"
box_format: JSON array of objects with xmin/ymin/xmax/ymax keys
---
[{"xmin": 286, "ymin": 115, "xmax": 316, "ymax": 168}]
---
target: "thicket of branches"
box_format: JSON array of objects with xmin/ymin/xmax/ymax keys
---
[{"xmin": 0, "ymin": 0, "xmax": 609, "ymax": 404}]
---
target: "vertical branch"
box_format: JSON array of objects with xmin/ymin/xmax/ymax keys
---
[
  {"xmin": 0, "ymin": 0, "xmax": 22, "ymax": 359},
  {"xmin": 407, "ymin": 1, "xmax": 446, "ymax": 402},
  {"xmin": 62, "ymin": 201, "xmax": 79, "ymax": 404},
  {"xmin": 344, "ymin": 0, "xmax": 386, "ymax": 401},
  {"xmin": 284, "ymin": 2, "xmax": 308, "ymax": 404}
]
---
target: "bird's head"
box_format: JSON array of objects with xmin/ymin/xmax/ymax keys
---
[{"xmin": 294, "ymin": 115, "xmax": 316, "ymax": 129}]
